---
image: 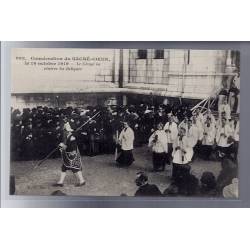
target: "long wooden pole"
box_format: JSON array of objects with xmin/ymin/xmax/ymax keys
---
[{"xmin": 34, "ymin": 111, "xmax": 101, "ymax": 167}]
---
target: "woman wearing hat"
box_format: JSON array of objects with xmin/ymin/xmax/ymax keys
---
[{"xmin": 53, "ymin": 123, "xmax": 85, "ymax": 187}]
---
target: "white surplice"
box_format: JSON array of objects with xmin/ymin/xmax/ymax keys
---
[
  {"xmin": 172, "ymin": 135, "xmax": 193, "ymax": 164},
  {"xmin": 148, "ymin": 130, "xmax": 168, "ymax": 153},
  {"xmin": 163, "ymin": 121, "xmax": 178, "ymax": 144},
  {"xmin": 119, "ymin": 127, "xmax": 134, "ymax": 151}
]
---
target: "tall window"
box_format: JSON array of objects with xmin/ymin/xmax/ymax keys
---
[
  {"xmin": 154, "ymin": 49, "xmax": 164, "ymax": 59},
  {"xmin": 137, "ymin": 50, "xmax": 147, "ymax": 59}
]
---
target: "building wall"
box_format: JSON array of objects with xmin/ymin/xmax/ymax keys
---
[
  {"xmin": 11, "ymin": 49, "xmax": 239, "ymax": 109},
  {"xmin": 124, "ymin": 49, "xmax": 238, "ymax": 99}
]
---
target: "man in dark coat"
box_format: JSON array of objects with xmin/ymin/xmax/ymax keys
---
[
  {"xmin": 134, "ymin": 172, "xmax": 162, "ymax": 196},
  {"xmin": 11, "ymin": 118, "xmax": 22, "ymax": 160}
]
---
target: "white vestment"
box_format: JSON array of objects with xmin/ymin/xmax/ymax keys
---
[
  {"xmin": 119, "ymin": 127, "xmax": 134, "ymax": 150},
  {"xmin": 195, "ymin": 121, "xmax": 204, "ymax": 141},
  {"xmin": 216, "ymin": 124, "xmax": 232, "ymax": 147},
  {"xmin": 223, "ymin": 178, "xmax": 239, "ymax": 199},
  {"xmin": 186, "ymin": 125, "xmax": 199, "ymax": 148},
  {"xmin": 202, "ymin": 124, "xmax": 216, "ymax": 145},
  {"xmin": 197, "ymin": 113, "xmax": 205, "ymax": 124},
  {"xmin": 163, "ymin": 122, "xmax": 178, "ymax": 144},
  {"xmin": 218, "ymin": 104, "xmax": 231, "ymax": 120},
  {"xmin": 172, "ymin": 135, "xmax": 193, "ymax": 164},
  {"xmin": 234, "ymin": 121, "xmax": 240, "ymax": 142},
  {"xmin": 203, "ymin": 113, "xmax": 216, "ymax": 126},
  {"xmin": 148, "ymin": 130, "xmax": 168, "ymax": 153}
]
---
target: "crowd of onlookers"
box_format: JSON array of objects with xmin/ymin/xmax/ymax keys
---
[
  {"xmin": 11, "ymin": 98, "xmax": 239, "ymax": 162},
  {"xmin": 133, "ymin": 157, "xmax": 238, "ymax": 198},
  {"xmin": 11, "ymin": 80, "xmax": 239, "ymax": 198},
  {"xmin": 10, "ymin": 101, "xmax": 195, "ymax": 161}
]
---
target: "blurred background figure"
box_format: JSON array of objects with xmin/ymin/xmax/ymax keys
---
[
  {"xmin": 134, "ymin": 172, "xmax": 162, "ymax": 196},
  {"xmin": 223, "ymin": 178, "xmax": 239, "ymax": 199}
]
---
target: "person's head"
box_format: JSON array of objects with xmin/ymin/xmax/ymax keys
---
[
  {"xmin": 27, "ymin": 123, "xmax": 32, "ymax": 129},
  {"xmin": 192, "ymin": 115, "xmax": 197, "ymax": 124},
  {"xmin": 135, "ymin": 172, "xmax": 148, "ymax": 187},
  {"xmin": 163, "ymin": 98, "xmax": 169, "ymax": 106},
  {"xmin": 232, "ymin": 178, "xmax": 238, "ymax": 185},
  {"xmin": 157, "ymin": 122, "xmax": 163, "ymax": 130},
  {"xmin": 63, "ymin": 116, "xmax": 68, "ymax": 123},
  {"xmin": 196, "ymin": 108, "xmax": 201, "ymax": 114},
  {"xmin": 169, "ymin": 114, "xmax": 174, "ymax": 122},
  {"xmin": 231, "ymin": 79, "xmax": 236, "ymax": 88},
  {"xmin": 179, "ymin": 127, "xmax": 186, "ymax": 137},
  {"xmin": 158, "ymin": 106, "xmax": 164, "ymax": 113},
  {"xmin": 64, "ymin": 122, "xmax": 73, "ymax": 136},
  {"xmin": 200, "ymin": 171, "xmax": 217, "ymax": 191},
  {"xmin": 221, "ymin": 117, "xmax": 227, "ymax": 126},
  {"xmin": 206, "ymin": 117, "xmax": 211, "ymax": 126},
  {"xmin": 207, "ymin": 109, "xmax": 212, "ymax": 115},
  {"xmin": 123, "ymin": 121, "xmax": 129, "ymax": 129},
  {"xmin": 234, "ymin": 114, "xmax": 239, "ymax": 123},
  {"xmin": 187, "ymin": 119, "xmax": 192, "ymax": 128}
]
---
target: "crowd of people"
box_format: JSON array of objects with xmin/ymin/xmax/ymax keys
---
[
  {"xmin": 114, "ymin": 94, "xmax": 239, "ymax": 197},
  {"xmin": 11, "ymin": 99, "xmax": 239, "ymax": 163},
  {"xmin": 10, "ymin": 100, "xmax": 194, "ymax": 161},
  {"xmin": 11, "ymin": 87, "xmax": 239, "ymax": 197},
  {"xmin": 133, "ymin": 164, "xmax": 238, "ymax": 198}
]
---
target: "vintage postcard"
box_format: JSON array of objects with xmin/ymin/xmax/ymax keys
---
[{"xmin": 10, "ymin": 48, "xmax": 239, "ymax": 197}]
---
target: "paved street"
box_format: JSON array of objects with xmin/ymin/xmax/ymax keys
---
[{"xmin": 11, "ymin": 146, "xmax": 222, "ymax": 196}]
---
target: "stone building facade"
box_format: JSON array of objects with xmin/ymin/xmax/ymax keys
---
[
  {"xmin": 94, "ymin": 49, "xmax": 239, "ymax": 99},
  {"xmin": 127, "ymin": 49, "xmax": 238, "ymax": 97},
  {"xmin": 11, "ymin": 48, "xmax": 240, "ymax": 109}
]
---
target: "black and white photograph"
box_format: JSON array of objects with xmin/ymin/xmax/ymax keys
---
[{"xmin": 10, "ymin": 48, "xmax": 240, "ymax": 198}]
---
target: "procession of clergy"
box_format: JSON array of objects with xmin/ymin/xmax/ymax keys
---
[
  {"xmin": 11, "ymin": 82, "xmax": 239, "ymax": 188},
  {"xmin": 117, "ymin": 102, "xmax": 239, "ymax": 178},
  {"xmin": 53, "ymin": 94, "xmax": 239, "ymax": 187}
]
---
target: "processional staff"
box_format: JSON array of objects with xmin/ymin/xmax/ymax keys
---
[{"xmin": 34, "ymin": 111, "xmax": 101, "ymax": 168}]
